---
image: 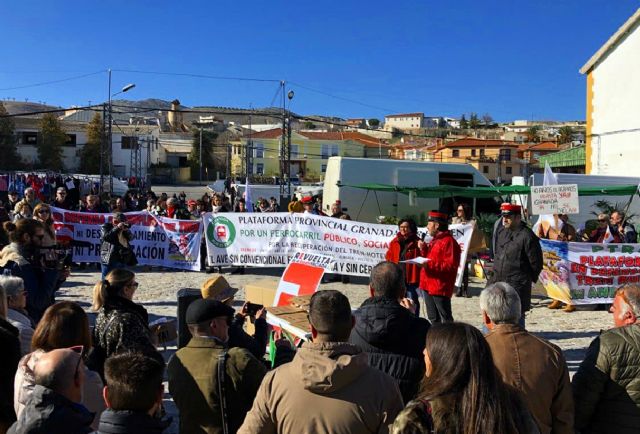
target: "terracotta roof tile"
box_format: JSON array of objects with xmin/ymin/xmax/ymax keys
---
[{"xmin": 244, "ymin": 128, "xmax": 283, "ymax": 139}]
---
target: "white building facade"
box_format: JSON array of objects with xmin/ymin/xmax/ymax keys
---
[{"xmin": 580, "ymin": 8, "xmax": 640, "ymax": 175}]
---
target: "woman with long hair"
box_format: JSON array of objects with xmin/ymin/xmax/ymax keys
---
[
  {"xmin": 89, "ymin": 269, "xmax": 159, "ymax": 378},
  {"xmin": 13, "ymin": 301, "xmax": 105, "ymax": 430},
  {"xmin": 0, "ymin": 220, "xmax": 57, "ymax": 323},
  {"xmin": 32, "ymin": 203, "xmax": 68, "ymax": 303},
  {"xmin": 392, "ymin": 322, "xmax": 538, "ymax": 434},
  {"xmin": 451, "ymin": 203, "xmax": 473, "ymax": 298}
]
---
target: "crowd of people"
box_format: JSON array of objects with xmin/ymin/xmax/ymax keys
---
[
  {"xmin": 0, "ymin": 261, "xmax": 639, "ymax": 433},
  {"xmin": 1, "ymin": 184, "xmax": 640, "ymax": 433}
]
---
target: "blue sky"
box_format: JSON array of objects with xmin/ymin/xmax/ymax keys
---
[{"xmin": 0, "ymin": 0, "xmax": 638, "ymax": 121}]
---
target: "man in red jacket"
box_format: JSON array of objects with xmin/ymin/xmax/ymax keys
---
[{"xmin": 418, "ymin": 211, "xmax": 461, "ymax": 323}]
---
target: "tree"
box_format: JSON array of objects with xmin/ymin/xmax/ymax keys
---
[
  {"xmin": 469, "ymin": 113, "xmax": 480, "ymax": 129},
  {"xmin": 0, "ymin": 102, "xmax": 21, "ymax": 170},
  {"xmin": 189, "ymin": 129, "xmax": 218, "ymax": 180},
  {"xmin": 37, "ymin": 113, "xmax": 66, "ymax": 171},
  {"xmin": 303, "ymin": 121, "xmax": 316, "ymax": 130},
  {"xmin": 558, "ymin": 126, "xmax": 574, "ymax": 144},
  {"xmin": 459, "ymin": 114, "xmax": 468, "ymax": 129},
  {"xmin": 79, "ymin": 112, "xmax": 105, "ymax": 174},
  {"xmin": 526, "ymin": 125, "xmax": 542, "ymax": 143},
  {"xmin": 482, "ymin": 113, "xmax": 494, "ymax": 127},
  {"xmin": 368, "ymin": 118, "xmax": 380, "ymax": 128},
  {"xmin": 437, "ymin": 117, "xmax": 447, "ymax": 129}
]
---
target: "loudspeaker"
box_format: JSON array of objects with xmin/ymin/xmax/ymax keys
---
[{"xmin": 177, "ymin": 288, "xmax": 202, "ymax": 349}]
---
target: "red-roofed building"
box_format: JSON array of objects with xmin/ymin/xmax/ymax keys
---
[{"xmin": 432, "ymin": 137, "xmax": 523, "ymax": 183}]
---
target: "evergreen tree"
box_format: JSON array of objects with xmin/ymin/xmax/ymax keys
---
[
  {"xmin": 460, "ymin": 114, "xmax": 468, "ymax": 129},
  {"xmin": 526, "ymin": 125, "xmax": 542, "ymax": 143},
  {"xmin": 189, "ymin": 129, "xmax": 217, "ymax": 180},
  {"xmin": 79, "ymin": 112, "xmax": 105, "ymax": 174},
  {"xmin": 37, "ymin": 113, "xmax": 66, "ymax": 171},
  {"xmin": 0, "ymin": 102, "xmax": 22, "ymax": 170},
  {"xmin": 469, "ymin": 113, "xmax": 480, "ymax": 129},
  {"xmin": 368, "ymin": 118, "xmax": 380, "ymax": 128}
]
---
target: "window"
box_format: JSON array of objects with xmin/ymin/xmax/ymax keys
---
[
  {"xmin": 121, "ymin": 136, "xmax": 138, "ymax": 149},
  {"xmin": 452, "ymin": 149, "xmax": 459, "ymax": 158},
  {"xmin": 331, "ymin": 144, "xmax": 339, "ymax": 156},
  {"xmin": 321, "ymin": 144, "xmax": 329, "ymax": 159},
  {"xmin": 255, "ymin": 143, "xmax": 264, "ymax": 158},
  {"xmin": 64, "ymin": 134, "xmax": 77, "ymax": 147},
  {"xmin": 291, "ymin": 144, "xmax": 299, "ymax": 158},
  {"xmin": 506, "ymin": 166, "xmax": 512, "ymax": 175},
  {"xmin": 321, "ymin": 164, "xmax": 327, "ymax": 173},
  {"xmin": 480, "ymin": 148, "xmax": 485, "ymax": 157},
  {"xmin": 471, "ymin": 149, "xmax": 476, "ymax": 157},
  {"xmin": 20, "ymin": 132, "xmax": 38, "ymax": 145},
  {"xmin": 483, "ymin": 166, "xmax": 489, "ymax": 173},
  {"xmin": 499, "ymin": 148, "xmax": 511, "ymax": 161},
  {"xmin": 256, "ymin": 163, "xmax": 264, "ymax": 175}
]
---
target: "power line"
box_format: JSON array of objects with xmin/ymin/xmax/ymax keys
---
[
  {"xmin": 0, "ymin": 70, "xmax": 105, "ymax": 91},
  {"xmin": 111, "ymin": 68, "xmax": 281, "ymax": 83},
  {"xmin": 288, "ymin": 80, "xmax": 399, "ymax": 113}
]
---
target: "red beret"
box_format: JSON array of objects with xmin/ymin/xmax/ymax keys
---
[
  {"xmin": 427, "ymin": 211, "xmax": 448, "ymax": 222},
  {"xmin": 500, "ymin": 203, "xmax": 521, "ymax": 214},
  {"xmin": 301, "ymin": 196, "xmax": 313, "ymax": 204}
]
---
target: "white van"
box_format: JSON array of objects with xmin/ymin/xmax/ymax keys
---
[{"xmin": 322, "ymin": 157, "xmax": 497, "ymax": 223}]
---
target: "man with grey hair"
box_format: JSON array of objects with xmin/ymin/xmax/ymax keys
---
[
  {"xmin": 481, "ymin": 282, "xmax": 573, "ymax": 434},
  {"xmin": 15, "ymin": 188, "xmax": 41, "ymax": 213},
  {"xmin": 573, "ymin": 284, "xmax": 640, "ymax": 433},
  {"xmin": 8, "ymin": 348, "xmax": 93, "ymax": 433},
  {"xmin": 1, "ymin": 275, "xmax": 34, "ymax": 355}
]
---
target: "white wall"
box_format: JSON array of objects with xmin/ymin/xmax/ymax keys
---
[{"xmin": 590, "ymin": 20, "xmax": 640, "ymax": 174}]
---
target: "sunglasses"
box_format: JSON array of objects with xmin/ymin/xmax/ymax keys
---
[
  {"xmin": 37, "ymin": 210, "xmax": 50, "ymax": 215},
  {"xmin": 34, "ymin": 234, "xmax": 45, "ymax": 240},
  {"xmin": 598, "ymin": 219, "xmax": 607, "ymax": 223},
  {"xmin": 69, "ymin": 345, "xmax": 84, "ymax": 379}
]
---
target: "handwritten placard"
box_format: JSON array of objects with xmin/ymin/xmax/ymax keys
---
[{"xmin": 531, "ymin": 184, "xmax": 579, "ymax": 215}]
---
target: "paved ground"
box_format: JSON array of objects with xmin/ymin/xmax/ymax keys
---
[{"xmin": 57, "ymin": 266, "xmax": 612, "ymax": 433}]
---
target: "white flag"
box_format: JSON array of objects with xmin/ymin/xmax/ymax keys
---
[{"xmin": 244, "ymin": 178, "xmax": 254, "ymax": 213}]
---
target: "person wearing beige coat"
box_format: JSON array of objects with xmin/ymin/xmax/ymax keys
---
[{"xmin": 238, "ymin": 290, "xmax": 404, "ymax": 434}]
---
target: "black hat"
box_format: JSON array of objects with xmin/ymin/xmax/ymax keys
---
[{"xmin": 186, "ymin": 298, "xmax": 235, "ymax": 325}]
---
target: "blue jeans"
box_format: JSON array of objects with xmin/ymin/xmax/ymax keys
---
[
  {"xmin": 406, "ymin": 284, "xmax": 420, "ymax": 315},
  {"xmin": 101, "ymin": 262, "xmax": 127, "ymax": 280}
]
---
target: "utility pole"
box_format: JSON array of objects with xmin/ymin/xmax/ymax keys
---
[
  {"xmin": 199, "ymin": 127, "xmax": 203, "ymax": 185},
  {"xmin": 107, "ymin": 69, "xmax": 113, "ymax": 196},
  {"xmin": 279, "ymin": 81, "xmax": 286, "ymax": 201},
  {"xmin": 100, "ymin": 103, "xmax": 106, "ymax": 195}
]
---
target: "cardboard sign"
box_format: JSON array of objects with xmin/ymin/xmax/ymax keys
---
[{"xmin": 531, "ymin": 184, "xmax": 579, "ymax": 215}]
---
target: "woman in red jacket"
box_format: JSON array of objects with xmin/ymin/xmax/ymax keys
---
[{"xmin": 385, "ymin": 218, "xmax": 426, "ymax": 315}]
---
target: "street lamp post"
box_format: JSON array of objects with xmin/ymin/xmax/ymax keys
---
[{"xmin": 103, "ymin": 68, "xmax": 135, "ymax": 195}]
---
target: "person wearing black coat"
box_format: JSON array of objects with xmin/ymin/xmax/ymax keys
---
[
  {"xmin": 0, "ymin": 312, "xmax": 21, "ymax": 433},
  {"xmin": 100, "ymin": 213, "xmax": 135, "ymax": 280},
  {"xmin": 349, "ymin": 261, "xmax": 430, "ymax": 403},
  {"xmin": 488, "ymin": 204, "xmax": 543, "ymax": 326}
]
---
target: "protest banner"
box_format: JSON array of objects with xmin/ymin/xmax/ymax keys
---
[
  {"xmin": 51, "ymin": 207, "xmax": 202, "ymax": 271},
  {"xmin": 531, "ymin": 184, "xmax": 579, "ymax": 215},
  {"xmin": 203, "ymin": 212, "xmax": 473, "ymax": 281},
  {"xmin": 538, "ymin": 239, "xmax": 640, "ymax": 305}
]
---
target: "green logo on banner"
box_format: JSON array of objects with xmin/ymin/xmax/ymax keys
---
[{"xmin": 207, "ymin": 216, "xmax": 236, "ymax": 248}]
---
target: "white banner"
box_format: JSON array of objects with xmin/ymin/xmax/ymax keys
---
[
  {"xmin": 203, "ymin": 213, "xmax": 473, "ymax": 281},
  {"xmin": 51, "ymin": 207, "xmax": 203, "ymax": 271}
]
